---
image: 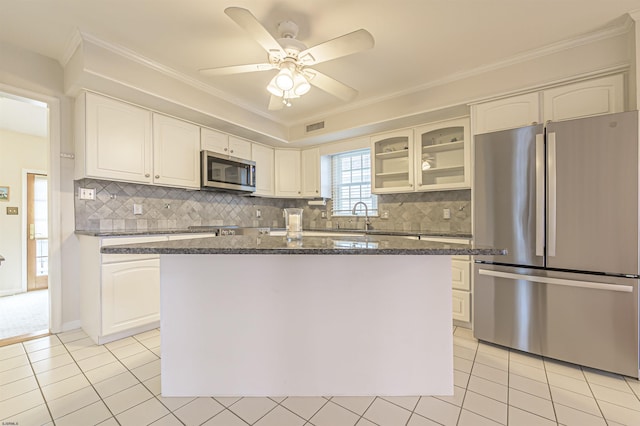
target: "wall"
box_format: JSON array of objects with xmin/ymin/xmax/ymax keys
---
[
  {"xmin": 0, "ymin": 129, "xmax": 48, "ymax": 295},
  {"xmin": 74, "ymin": 178, "xmax": 470, "ymax": 235},
  {"xmin": 0, "ymin": 41, "xmax": 78, "ymax": 331}
]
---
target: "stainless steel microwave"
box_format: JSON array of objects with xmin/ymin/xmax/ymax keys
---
[{"xmin": 201, "ymin": 150, "xmax": 256, "ymax": 193}]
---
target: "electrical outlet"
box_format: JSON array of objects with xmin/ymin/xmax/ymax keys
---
[
  {"xmin": 443, "ymin": 208, "xmax": 451, "ymax": 219},
  {"xmin": 381, "ymin": 210, "xmax": 389, "ymax": 219},
  {"xmin": 256, "ymin": 209, "xmax": 261, "ymax": 218},
  {"xmin": 6, "ymin": 206, "xmax": 18, "ymax": 215},
  {"xmin": 133, "ymin": 204, "xmax": 143, "ymax": 215},
  {"xmin": 78, "ymin": 187, "xmax": 95, "ymax": 200},
  {"xmin": 321, "ymin": 211, "xmax": 327, "ymax": 219}
]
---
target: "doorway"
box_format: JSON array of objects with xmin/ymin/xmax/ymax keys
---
[{"xmin": 0, "ymin": 92, "xmax": 51, "ymax": 344}]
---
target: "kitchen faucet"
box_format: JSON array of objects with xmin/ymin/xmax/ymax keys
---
[{"xmin": 352, "ymin": 202, "xmax": 372, "ymax": 231}]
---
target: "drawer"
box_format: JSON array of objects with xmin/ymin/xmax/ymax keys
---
[
  {"xmin": 451, "ymin": 260, "xmax": 471, "ymax": 291},
  {"xmin": 452, "ymin": 290, "xmax": 471, "ymax": 322}
]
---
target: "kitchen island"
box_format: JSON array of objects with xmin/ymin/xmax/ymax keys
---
[{"xmin": 102, "ymin": 234, "xmax": 504, "ymax": 397}]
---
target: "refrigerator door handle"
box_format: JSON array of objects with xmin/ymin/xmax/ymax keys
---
[
  {"xmin": 547, "ymin": 132, "xmax": 557, "ymax": 257},
  {"xmin": 535, "ymin": 133, "xmax": 545, "ymax": 257},
  {"xmin": 478, "ymin": 269, "xmax": 633, "ymax": 293}
]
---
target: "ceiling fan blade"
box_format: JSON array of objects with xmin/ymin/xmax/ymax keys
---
[
  {"xmin": 225, "ymin": 7, "xmax": 286, "ymax": 57},
  {"xmin": 268, "ymin": 95, "xmax": 285, "ymax": 110},
  {"xmin": 299, "ymin": 29, "xmax": 374, "ymax": 65},
  {"xmin": 306, "ymin": 70, "xmax": 358, "ymax": 102},
  {"xmin": 199, "ymin": 63, "xmax": 274, "ymax": 76}
]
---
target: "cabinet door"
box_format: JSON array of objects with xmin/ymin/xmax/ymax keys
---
[
  {"xmin": 101, "ymin": 259, "xmax": 160, "ymax": 336},
  {"xmin": 301, "ymin": 148, "xmax": 320, "ymax": 197},
  {"xmin": 275, "ymin": 149, "xmax": 301, "ymax": 197},
  {"xmin": 415, "ymin": 117, "xmax": 470, "ymax": 191},
  {"xmin": 85, "ymin": 93, "xmax": 152, "ymax": 183},
  {"xmin": 201, "ymin": 128, "xmax": 229, "ymax": 155},
  {"xmin": 153, "ymin": 114, "xmax": 200, "ymax": 189},
  {"xmin": 228, "ymin": 136, "xmax": 252, "ymax": 160},
  {"xmin": 252, "ymin": 143, "xmax": 275, "ymax": 196},
  {"xmin": 371, "ymin": 130, "xmax": 414, "ymax": 194},
  {"xmin": 542, "ymin": 74, "xmax": 624, "ymax": 122},
  {"xmin": 473, "ymin": 92, "xmax": 540, "ymax": 134}
]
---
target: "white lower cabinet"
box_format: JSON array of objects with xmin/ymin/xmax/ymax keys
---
[
  {"xmin": 101, "ymin": 259, "xmax": 160, "ymax": 336},
  {"xmin": 421, "ymin": 237, "xmax": 472, "ymax": 323},
  {"xmin": 79, "ymin": 235, "xmax": 165, "ymax": 344}
]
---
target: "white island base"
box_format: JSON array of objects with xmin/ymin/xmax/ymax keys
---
[{"xmin": 160, "ymin": 254, "xmax": 453, "ymax": 397}]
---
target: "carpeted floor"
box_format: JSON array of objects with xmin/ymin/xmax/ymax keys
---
[{"xmin": 0, "ymin": 289, "xmax": 49, "ymax": 340}]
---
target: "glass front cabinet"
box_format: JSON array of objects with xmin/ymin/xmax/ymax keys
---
[
  {"xmin": 414, "ymin": 117, "xmax": 470, "ymax": 191},
  {"xmin": 371, "ymin": 129, "xmax": 414, "ymax": 194}
]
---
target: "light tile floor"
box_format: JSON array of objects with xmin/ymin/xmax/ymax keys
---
[{"xmin": 1, "ymin": 326, "xmax": 640, "ymax": 425}]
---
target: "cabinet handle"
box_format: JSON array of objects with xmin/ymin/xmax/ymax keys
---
[
  {"xmin": 155, "ymin": 175, "xmax": 160, "ymax": 179},
  {"xmin": 145, "ymin": 173, "xmax": 150, "ymax": 177}
]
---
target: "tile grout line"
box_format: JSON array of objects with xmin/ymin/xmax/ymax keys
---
[
  {"xmin": 454, "ymin": 332, "xmax": 478, "ymax": 425},
  {"xmin": 20, "ymin": 340, "xmax": 56, "ymax": 424}
]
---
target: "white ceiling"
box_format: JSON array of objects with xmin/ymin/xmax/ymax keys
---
[{"xmin": 2, "ymin": 0, "xmax": 640, "ymax": 127}]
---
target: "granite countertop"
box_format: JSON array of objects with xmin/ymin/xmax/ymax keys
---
[
  {"xmin": 100, "ymin": 234, "xmax": 505, "ymax": 256},
  {"xmin": 76, "ymin": 228, "xmax": 472, "ymax": 239}
]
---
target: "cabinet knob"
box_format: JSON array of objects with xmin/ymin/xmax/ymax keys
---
[
  {"xmin": 224, "ymin": 148, "xmax": 228, "ymax": 152},
  {"xmin": 145, "ymin": 173, "xmax": 150, "ymax": 177},
  {"xmin": 316, "ymin": 190, "xmax": 319, "ymax": 193},
  {"xmin": 230, "ymin": 149, "xmax": 234, "ymax": 153},
  {"xmin": 155, "ymin": 175, "xmax": 160, "ymax": 179}
]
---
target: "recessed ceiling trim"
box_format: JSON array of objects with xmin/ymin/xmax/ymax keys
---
[{"xmin": 77, "ymin": 31, "xmax": 287, "ymax": 125}]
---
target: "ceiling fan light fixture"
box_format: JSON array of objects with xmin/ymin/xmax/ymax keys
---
[
  {"xmin": 293, "ymin": 72, "xmax": 311, "ymax": 96},
  {"xmin": 275, "ymin": 67, "xmax": 295, "ymax": 91},
  {"xmin": 267, "ymin": 76, "xmax": 284, "ymax": 96}
]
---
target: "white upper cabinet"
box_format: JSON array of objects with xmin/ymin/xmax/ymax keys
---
[
  {"xmin": 473, "ymin": 92, "xmax": 540, "ymax": 135},
  {"xmin": 78, "ymin": 92, "xmax": 153, "ymax": 183},
  {"xmin": 371, "ymin": 129, "xmax": 415, "ymax": 194},
  {"xmin": 228, "ymin": 136, "xmax": 252, "ymax": 160},
  {"xmin": 77, "ymin": 92, "xmax": 200, "ymax": 189},
  {"xmin": 251, "ymin": 143, "xmax": 275, "ymax": 197},
  {"xmin": 473, "ymin": 74, "xmax": 625, "ymax": 134},
  {"xmin": 301, "ymin": 147, "xmax": 331, "ymax": 198},
  {"xmin": 152, "ymin": 114, "xmax": 200, "ymax": 189},
  {"xmin": 201, "ymin": 128, "xmax": 252, "ymax": 160},
  {"xmin": 415, "ymin": 117, "xmax": 471, "ymax": 191},
  {"xmin": 542, "ymin": 74, "xmax": 624, "ymax": 122},
  {"xmin": 275, "ymin": 149, "xmax": 301, "ymax": 197}
]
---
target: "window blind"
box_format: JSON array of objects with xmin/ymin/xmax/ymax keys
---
[{"xmin": 331, "ymin": 149, "xmax": 378, "ymax": 216}]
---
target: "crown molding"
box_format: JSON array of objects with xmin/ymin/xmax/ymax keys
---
[
  {"xmin": 75, "ymin": 31, "xmax": 286, "ymax": 126},
  {"xmin": 60, "ymin": 28, "xmax": 83, "ymax": 67},
  {"xmin": 289, "ymin": 15, "xmax": 635, "ymax": 129}
]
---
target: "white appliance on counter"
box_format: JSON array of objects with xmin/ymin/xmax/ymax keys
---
[{"xmin": 473, "ymin": 111, "xmax": 639, "ymax": 377}]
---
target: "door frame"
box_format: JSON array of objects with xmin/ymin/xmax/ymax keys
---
[
  {"xmin": 22, "ymin": 169, "xmax": 48, "ymax": 292},
  {"xmin": 1, "ymin": 83, "xmax": 62, "ymax": 334}
]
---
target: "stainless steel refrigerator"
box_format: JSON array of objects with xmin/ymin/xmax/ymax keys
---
[{"xmin": 473, "ymin": 110, "xmax": 640, "ymax": 377}]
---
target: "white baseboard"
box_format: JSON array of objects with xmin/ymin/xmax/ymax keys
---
[{"xmin": 60, "ymin": 320, "xmax": 81, "ymax": 333}]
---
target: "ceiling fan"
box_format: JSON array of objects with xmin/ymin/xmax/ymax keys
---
[{"xmin": 199, "ymin": 7, "xmax": 375, "ymax": 110}]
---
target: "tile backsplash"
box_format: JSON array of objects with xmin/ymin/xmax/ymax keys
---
[{"xmin": 74, "ymin": 179, "xmax": 471, "ymax": 234}]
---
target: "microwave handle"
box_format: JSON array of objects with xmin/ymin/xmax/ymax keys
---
[{"xmin": 250, "ymin": 164, "xmax": 256, "ymax": 187}]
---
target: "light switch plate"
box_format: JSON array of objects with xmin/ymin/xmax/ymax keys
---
[
  {"xmin": 6, "ymin": 206, "xmax": 18, "ymax": 215},
  {"xmin": 133, "ymin": 204, "xmax": 143, "ymax": 215}
]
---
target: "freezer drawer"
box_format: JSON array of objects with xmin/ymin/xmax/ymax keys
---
[{"xmin": 473, "ymin": 264, "xmax": 639, "ymax": 377}]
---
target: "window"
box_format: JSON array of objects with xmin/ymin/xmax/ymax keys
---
[{"xmin": 332, "ymin": 149, "xmax": 378, "ymax": 216}]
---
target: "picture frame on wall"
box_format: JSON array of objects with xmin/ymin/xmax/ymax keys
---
[{"xmin": 0, "ymin": 186, "xmax": 9, "ymax": 201}]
